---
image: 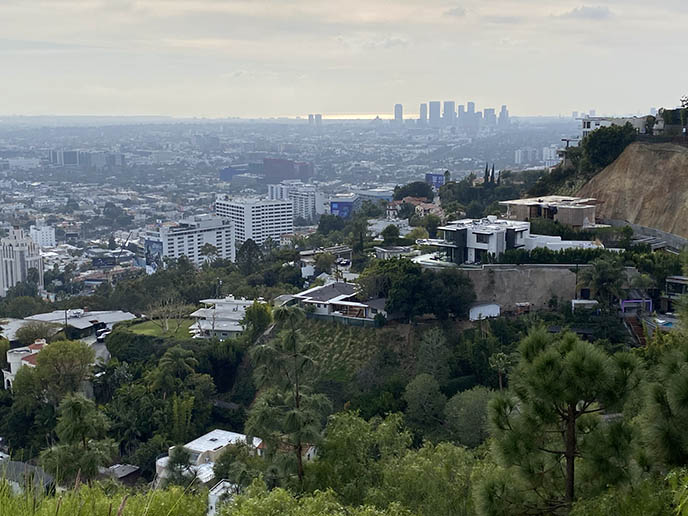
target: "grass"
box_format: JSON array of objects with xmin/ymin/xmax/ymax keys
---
[
  {"xmin": 300, "ymin": 320, "xmax": 409, "ymax": 381},
  {"xmin": 128, "ymin": 318, "xmax": 195, "ymax": 340},
  {"xmin": 0, "ymin": 483, "xmax": 206, "ymax": 516}
]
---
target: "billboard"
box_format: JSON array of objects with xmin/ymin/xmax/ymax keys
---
[
  {"xmin": 330, "ymin": 201, "xmax": 354, "ymax": 218},
  {"xmin": 425, "ymin": 173, "xmax": 446, "ymax": 189},
  {"xmin": 144, "ymin": 239, "xmax": 163, "ymax": 270}
]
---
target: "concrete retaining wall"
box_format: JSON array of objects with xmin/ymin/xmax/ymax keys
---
[{"xmin": 459, "ymin": 264, "xmax": 581, "ymax": 311}]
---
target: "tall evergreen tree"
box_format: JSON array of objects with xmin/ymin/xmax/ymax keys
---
[
  {"xmin": 247, "ymin": 306, "xmax": 331, "ymax": 485},
  {"xmin": 478, "ymin": 327, "xmax": 640, "ymax": 514}
]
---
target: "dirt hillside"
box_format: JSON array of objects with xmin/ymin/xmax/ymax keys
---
[{"xmin": 578, "ymin": 142, "xmax": 688, "ymax": 238}]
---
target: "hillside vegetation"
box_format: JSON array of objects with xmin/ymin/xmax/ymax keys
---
[
  {"xmin": 578, "ymin": 141, "xmax": 688, "ymax": 238},
  {"xmin": 528, "ymin": 123, "xmax": 637, "ymax": 196}
]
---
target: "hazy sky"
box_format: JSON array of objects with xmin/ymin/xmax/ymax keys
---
[{"xmin": 2, "ymin": 0, "xmax": 686, "ymax": 118}]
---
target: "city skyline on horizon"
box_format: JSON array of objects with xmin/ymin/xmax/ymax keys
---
[{"xmin": 2, "ymin": 0, "xmax": 687, "ymax": 118}]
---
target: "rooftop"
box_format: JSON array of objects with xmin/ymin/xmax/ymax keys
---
[
  {"xmin": 25, "ymin": 310, "xmax": 136, "ymax": 330},
  {"xmin": 438, "ymin": 217, "xmax": 530, "ymax": 233},
  {"xmin": 184, "ymin": 429, "xmax": 262, "ymax": 453},
  {"xmin": 294, "ymin": 282, "xmax": 357, "ymax": 303},
  {"xmin": 498, "ymin": 195, "xmax": 597, "ymax": 207}
]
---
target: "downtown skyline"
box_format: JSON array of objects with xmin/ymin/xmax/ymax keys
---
[{"xmin": 2, "ymin": 0, "xmax": 687, "ymax": 117}]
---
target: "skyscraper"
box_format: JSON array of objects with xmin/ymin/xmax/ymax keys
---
[
  {"xmin": 419, "ymin": 103, "xmax": 427, "ymax": 124},
  {"xmin": 394, "ymin": 104, "xmax": 403, "ymax": 124},
  {"xmin": 498, "ymin": 105, "xmax": 510, "ymax": 126},
  {"xmin": 467, "ymin": 102, "xmax": 475, "ymax": 115},
  {"xmin": 458, "ymin": 105, "xmax": 465, "ymax": 117},
  {"xmin": 429, "ymin": 101, "xmax": 441, "ymax": 126},
  {"xmin": 315, "ymin": 114, "xmax": 322, "ymax": 126},
  {"xmin": 443, "ymin": 101, "xmax": 456, "ymax": 125},
  {"xmin": 483, "ymin": 108, "xmax": 497, "ymax": 126},
  {"xmin": 308, "ymin": 114, "xmax": 314, "ymax": 125}
]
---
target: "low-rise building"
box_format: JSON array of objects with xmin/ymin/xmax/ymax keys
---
[
  {"xmin": 155, "ymin": 429, "xmax": 264, "ymax": 486},
  {"xmin": 292, "ymin": 282, "xmax": 386, "ymax": 320},
  {"xmin": 190, "ymin": 295, "xmax": 262, "ymax": 340},
  {"xmin": 579, "ymin": 115, "xmax": 650, "ymax": 138},
  {"xmin": 374, "ymin": 246, "xmax": 414, "ymax": 260},
  {"xmin": 25, "ymin": 309, "xmax": 136, "ymax": 340},
  {"xmin": 2, "ymin": 339, "xmax": 47, "ymax": 390},
  {"xmin": 499, "ymin": 196, "xmax": 599, "ymax": 228}
]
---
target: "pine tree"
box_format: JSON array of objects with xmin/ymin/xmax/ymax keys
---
[
  {"xmin": 478, "ymin": 327, "xmax": 640, "ymax": 514},
  {"xmin": 484, "ymin": 163, "xmax": 489, "ymax": 184},
  {"xmin": 490, "ymin": 164, "xmax": 495, "ymax": 184}
]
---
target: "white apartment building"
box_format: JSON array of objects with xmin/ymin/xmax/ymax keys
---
[
  {"xmin": 29, "ymin": 220, "xmax": 56, "ymax": 248},
  {"xmin": 0, "ymin": 229, "xmax": 44, "ymax": 297},
  {"xmin": 268, "ymin": 180, "xmax": 327, "ymax": 221},
  {"xmin": 144, "ymin": 214, "xmax": 235, "ymax": 267},
  {"xmin": 214, "ymin": 196, "xmax": 293, "ymax": 246}
]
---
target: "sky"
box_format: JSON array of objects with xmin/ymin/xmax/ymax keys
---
[{"xmin": 1, "ymin": 0, "xmax": 687, "ymax": 118}]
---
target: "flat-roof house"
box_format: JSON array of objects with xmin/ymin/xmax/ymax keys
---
[
  {"xmin": 420, "ymin": 216, "xmax": 602, "ymax": 264},
  {"xmin": 499, "ymin": 196, "xmax": 600, "ymax": 228},
  {"xmin": 155, "ymin": 429, "xmax": 263, "ymax": 486},
  {"xmin": 25, "ymin": 309, "xmax": 136, "ymax": 340},
  {"xmin": 293, "ymin": 282, "xmax": 386, "ymax": 320},
  {"xmin": 190, "ymin": 295, "xmax": 262, "ymax": 341}
]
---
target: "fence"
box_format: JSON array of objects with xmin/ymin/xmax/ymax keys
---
[{"xmin": 305, "ymin": 312, "xmax": 378, "ymax": 328}]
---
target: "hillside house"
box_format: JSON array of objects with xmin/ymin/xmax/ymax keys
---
[
  {"xmin": 292, "ymin": 282, "xmax": 386, "ymax": 320},
  {"xmin": 2, "ymin": 339, "xmax": 47, "ymax": 390}
]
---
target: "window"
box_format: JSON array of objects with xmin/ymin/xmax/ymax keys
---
[{"xmin": 475, "ymin": 233, "xmax": 490, "ymax": 244}]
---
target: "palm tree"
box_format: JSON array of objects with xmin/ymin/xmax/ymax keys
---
[
  {"xmin": 158, "ymin": 345, "xmax": 198, "ymax": 379},
  {"xmin": 248, "ymin": 306, "xmax": 330, "ymax": 484},
  {"xmin": 152, "ymin": 346, "xmax": 199, "ymax": 397},
  {"xmin": 577, "ymin": 256, "xmax": 626, "ymax": 309},
  {"xmin": 55, "ymin": 394, "xmax": 110, "ymax": 450},
  {"xmin": 630, "ymin": 273, "xmax": 655, "ymax": 313},
  {"xmin": 200, "ymin": 243, "xmax": 218, "ymax": 264}
]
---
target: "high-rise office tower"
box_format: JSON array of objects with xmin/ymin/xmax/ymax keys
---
[
  {"xmin": 429, "ymin": 101, "xmax": 441, "ymax": 126},
  {"xmin": 315, "ymin": 114, "xmax": 322, "ymax": 126},
  {"xmin": 498, "ymin": 105, "xmax": 510, "ymax": 126},
  {"xmin": 394, "ymin": 104, "xmax": 403, "ymax": 124},
  {"xmin": 443, "ymin": 101, "xmax": 456, "ymax": 125},
  {"xmin": 419, "ymin": 103, "xmax": 428, "ymax": 124},
  {"xmin": 483, "ymin": 108, "xmax": 497, "ymax": 126},
  {"xmin": 467, "ymin": 102, "xmax": 475, "ymax": 115},
  {"xmin": 458, "ymin": 105, "xmax": 466, "ymax": 117},
  {"xmin": 308, "ymin": 114, "xmax": 314, "ymax": 125}
]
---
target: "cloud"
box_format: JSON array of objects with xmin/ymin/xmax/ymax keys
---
[
  {"xmin": 481, "ymin": 15, "xmax": 524, "ymax": 24},
  {"xmin": 559, "ymin": 6, "xmax": 613, "ymax": 20},
  {"xmin": 445, "ymin": 6, "xmax": 466, "ymax": 17}
]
